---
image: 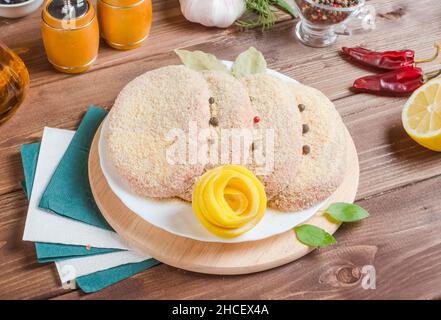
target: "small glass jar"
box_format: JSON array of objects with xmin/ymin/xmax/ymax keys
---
[
  {"xmin": 97, "ymin": 0, "xmax": 152, "ymax": 50},
  {"xmin": 292, "ymin": 0, "xmax": 374, "ymax": 47},
  {"xmin": 41, "ymin": 0, "xmax": 99, "ymax": 73}
]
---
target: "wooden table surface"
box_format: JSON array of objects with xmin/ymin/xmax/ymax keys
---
[{"xmin": 1, "ymin": 0, "xmax": 441, "ymax": 300}]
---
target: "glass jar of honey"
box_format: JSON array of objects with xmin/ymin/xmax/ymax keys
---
[
  {"xmin": 0, "ymin": 42, "xmax": 29, "ymax": 125},
  {"xmin": 97, "ymin": 0, "xmax": 152, "ymax": 50},
  {"xmin": 41, "ymin": 0, "xmax": 99, "ymax": 73}
]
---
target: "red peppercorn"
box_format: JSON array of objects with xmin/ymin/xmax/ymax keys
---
[{"xmin": 253, "ymin": 116, "xmax": 260, "ymax": 124}]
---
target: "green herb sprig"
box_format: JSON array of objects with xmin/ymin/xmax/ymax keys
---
[
  {"xmin": 294, "ymin": 202, "xmax": 369, "ymax": 248},
  {"xmin": 236, "ymin": 0, "xmax": 298, "ymax": 31}
]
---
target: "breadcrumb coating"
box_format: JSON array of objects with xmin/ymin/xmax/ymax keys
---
[
  {"xmin": 242, "ymin": 74, "xmax": 303, "ymax": 201},
  {"xmin": 268, "ymin": 83, "xmax": 347, "ymax": 211},
  {"xmin": 105, "ymin": 66, "xmax": 346, "ymax": 213},
  {"xmin": 178, "ymin": 71, "xmax": 255, "ymax": 201},
  {"xmin": 106, "ymin": 65, "xmax": 210, "ymax": 199}
]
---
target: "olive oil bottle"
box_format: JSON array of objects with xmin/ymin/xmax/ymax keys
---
[{"xmin": 0, "ymin": 42, "xmax": 29, "ymax": 125}]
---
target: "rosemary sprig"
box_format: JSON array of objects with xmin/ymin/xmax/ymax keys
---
[{"xmin": 236, "ymin": 0, "xmax": 298, "ymax": 31}]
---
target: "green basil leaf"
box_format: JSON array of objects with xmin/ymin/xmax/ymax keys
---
[
  {"xmin": 294, "ymin": 224, "xmax": 336, "ymax": 248},
  {"xmin": 175, "ymin": 49, "xmax": 229, "ymax": 73},
  {"xmin": 325, "ymin": 202, "xmax": 369, "ymax": 222},
  {"xmin": 231, "ymin": 47, "xmax": 267, "ymax": 78}
]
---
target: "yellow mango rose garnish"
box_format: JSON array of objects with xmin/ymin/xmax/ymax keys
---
[{"xmin": 192, "ymin": 165, "xmax": 267, "ymax": 238}]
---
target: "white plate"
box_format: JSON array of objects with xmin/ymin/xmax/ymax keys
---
[{"xmin": 98, "ymin": 61, "xmax": 331, "ymax": 243}]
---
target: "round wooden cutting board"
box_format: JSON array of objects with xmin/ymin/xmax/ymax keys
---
[{"xmin": 89, "ymin": 126, "xmax": 359, "ymax": 275}]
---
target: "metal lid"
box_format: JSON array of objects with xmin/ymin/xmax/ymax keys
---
[
  {"xmin": 42, "ymin": 0, "xmax": 96, "ymax": 29},
  {"xmin": 47, "ymin": 0, "xmax": 89, "ymax": 20}
]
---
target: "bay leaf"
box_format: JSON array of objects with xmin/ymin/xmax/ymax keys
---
[
  {"xmin": 231, "ymin": 47, "xmax": 267, "ymax": 78},
  {"xmin": 175, "ymin": 49, "xmax": 229, "ymax": 73}
]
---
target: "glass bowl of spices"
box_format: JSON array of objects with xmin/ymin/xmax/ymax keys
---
[{"xmin": 292, "ymin": 0, "xmax": 374, "ymax": 47}]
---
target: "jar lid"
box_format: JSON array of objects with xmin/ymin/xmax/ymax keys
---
[
  {"xmin": 99, "ymin": 0, "xmax": 145, "ymax": 8},
  {"xmin": 42, "ymin": 0, "xmax": 95, "ymax": 30}
]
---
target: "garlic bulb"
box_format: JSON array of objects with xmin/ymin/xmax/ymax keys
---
[{"xmin": 179, "ymin": 0, "xmax": 246, "ymax": 28}]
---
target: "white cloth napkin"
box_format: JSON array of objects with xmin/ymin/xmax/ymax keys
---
[
  {"xmin": 22, "ymin": 127, "xmax": 130, "ymax": 249},
  {"xmin": 22, "ymin": 127, "xmax": 150, "ymax": 281},
  {"xmin": 56, "ymin": 250, "xmax": 148, "ymax": 283}
]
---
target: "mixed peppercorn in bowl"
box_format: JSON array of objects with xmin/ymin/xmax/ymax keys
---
[{"xmin": 295, "ymin": 0, "xmax": 363, "ymax": 25}]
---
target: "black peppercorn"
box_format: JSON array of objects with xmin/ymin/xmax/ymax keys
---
[
  {"xmin": 209, "ymin": 117, "xmax": 219, "ymax": 126},
  {"xmin": 302, "ymin": 124, "xmax": 309, "ymax": 134},
  {"xmin": 303, "ymin": 145, "xmax": 310, "ymax": 155},
  {"xmin": 209, "ymin": 97, "xmax": 215, "ymax": 104},
  {"xmin": 298, "ymin": 104, "xmax": 306, "ymax": 112}
]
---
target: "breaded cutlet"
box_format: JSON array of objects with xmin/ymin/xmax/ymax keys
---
[
  {"xmin": 242, "ymin": 74, "xmax": 303, "ymax": 201},
  {"xmin": 105, "ymin": 65, "xmax": 211, "ymax": 199},
  {"xmin": 178, "ymin": 71, "xmax": 256, "ymax": 201},
  {"xmin": 268, "ymin": 83, "xmax": 347, "ymax": 211}
]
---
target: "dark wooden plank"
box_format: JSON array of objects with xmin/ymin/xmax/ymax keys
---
[
  {"xmin": 55, "ymin": 174, "xmax": 441, "ymax": 299},
  {"xmin": 1, "ymin": 0, "xmax": 441, "ymax": 197},
  {"xmin": 2, "ymin": 74, "xmax": 441, "ymax": 201},
  {"xmin": 1, "ymin": 0, "xmax": 441, "ymax": 300},
  {"xmin": 0, "ymin": 0, "xmax": 437, "ymax": 97},
  {"xmin": 0, "ymin": 190, "xmax": 69, "ymax": 300},
  {"xmin": 336, "ymin": 93, "xmax": 441, "ymax": 199},
  {"xmin": 0, "ymin": 0, "xmax": 247, "ymax": 88}
]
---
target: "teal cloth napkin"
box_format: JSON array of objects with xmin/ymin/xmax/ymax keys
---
[
  {"xmin": 39, "ymin": 106, "xmax": 111, "ymax": 230},
  {"xmin": 35, "ymin": 243, "xmax": 118, "ymax": 263},
  {"xmin": 21, "ymin": 143, "xmax": 40, "ymax": 196},
  {"xmin": 20, "ymin": 142, "xmax": 118, "ymax": 262},
  {"xmin": 21, "ymin": 106, "xmax": 160, "ymax": 292},
  {"xmin": 77, "ymin": 259, "xmax": 160, "ymax": 293}
]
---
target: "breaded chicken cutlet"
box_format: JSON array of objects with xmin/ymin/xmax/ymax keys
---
[
  {"xmin": 268, "ymin": 83, "xmax": 347, "ymax": 211},
  {"xmin": 105, "ymin": 65, "xmax": 346, "ymax": 212},
  {"xmin": 106, "ymin": 65, "xmax": 210, "ymax": 199},
  {"xmin": 178, "ymin": 70, "xmax": 255, "ymax": 201},
  {"xmin": 242, "ymin": 74, "xmax": 303, "ymax": 201}
]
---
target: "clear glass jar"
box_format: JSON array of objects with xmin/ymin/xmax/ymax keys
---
[
  {"xmin": 97, "ymin": 0, "xmax": 152, "ymax": 50},
  {"xmin": 292, "ymin": 0, "xmax": 373, "ymax": 47}
]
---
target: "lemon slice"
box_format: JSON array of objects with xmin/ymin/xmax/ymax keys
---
[{"xmin": 402, "ymin": 78, "xmax": 441, "ymax": 151}]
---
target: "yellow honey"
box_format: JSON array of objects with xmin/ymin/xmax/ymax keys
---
[
  {"xmin": 97, "ymin": 0, "xmax": 152, "ymax": 50},
  {"xmin": 41, "ymin": 0, "xmax": 99, "ymax": 73}
]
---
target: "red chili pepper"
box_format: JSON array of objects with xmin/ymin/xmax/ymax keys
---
[
  {"xmin": 342, "ymin": 43, "xmax": 440, "ymax": 70},
  {"xmin": 353, "ymin": 66, "xmax": 441, "ymax": 95}
]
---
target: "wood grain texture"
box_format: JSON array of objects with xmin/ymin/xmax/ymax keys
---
[
  {"xmin": 88, "ymin": 126, "xmax": 358, "ymax": 274},
  {"xmin": 0, "ymin": 191, "xmax": 66, "ymax": 300},
  {"xmin": 1, "ymin": 0, "xmax": 441, "ymax": 299},
  {"xmin": 57, "ymin": 173, "xmax": 441, "ymax": 300},
  {"xmin": 0, "ymin": 0, "xmax": 440, "ymax": 195}
]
